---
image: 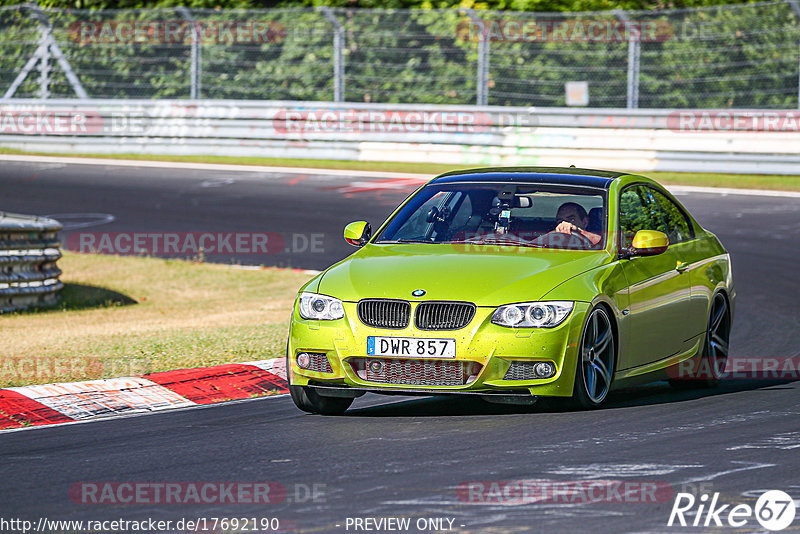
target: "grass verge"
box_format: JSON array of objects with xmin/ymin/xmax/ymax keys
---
[
  {"xmin": 0, "ymin": 251, "xmax": 313, "ymax": 388},
  {"xmin": 2, "ymin": 148, "xmax": 800, "ymax": 191}
]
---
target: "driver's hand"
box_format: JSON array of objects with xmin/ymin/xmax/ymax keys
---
[{"xmin": 555, "ymin": 221, "xmax": 577, "ymax": 234}]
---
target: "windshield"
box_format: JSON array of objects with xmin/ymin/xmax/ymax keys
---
[{"xmin": 375, "ymin": 183, "xmax": 606, "ymax": 250}]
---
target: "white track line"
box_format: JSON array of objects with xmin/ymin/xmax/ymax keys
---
[
  {"xmin": 666, "ymin": 184, "xmax": 800, "ymax": 198},
  {"xmin": 2, "ymin": 154, "xmax": 799, "ymax": 198},
  {"xmin": 0, "ymin": 393, "xmax": 289, "ymax": 434},
  {"xmin": 0, "ymin": 154, "xmax": 432, "ymax": 180}
]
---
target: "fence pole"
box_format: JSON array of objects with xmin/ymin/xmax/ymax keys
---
[
  {"xmin": 628, "ymin": 36, "xmax": 641, "ymax": 109},
  {"xmin": 788, "ymin": 0, "xmax": 800, "ymax": 109},
  {"xmin": 465, "ymin": 10, "xmax": 489, "ymax": 106},
  {"xmin": 177, "ymin": 7, "xmax": 201, "ymax": 99},
  {"xmin": 318, "ymin": 7, "xmax": 345, "ymax": 102},
  {"xmin": 616, "ymin": 10, "xmax": 640, "ymax": 109},
  {"xmin": 36, "ymin": 9, "xmax": 52, "ymax": 99},
  {"xmin": 37, "ymin": 37, "xmax": 50, "ymax": 99},
  {"xmin": 478, "ymin": 31, "xmax": 490, "ymax": 106}
]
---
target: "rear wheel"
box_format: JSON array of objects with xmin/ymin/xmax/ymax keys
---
[
  {"xmin": 669, "ymin": 292, "xmax": 730, "ymax": 389},
  {"xmin": 286, "ymin": 352, "xmax": 353, "ymax": 415},
  {"xmin": 572, "ymin": 306, "xmax": 615, "ymax": 409}
]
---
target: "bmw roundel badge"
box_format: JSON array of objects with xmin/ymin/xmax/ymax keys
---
[{"xmin": 412, "ymin": 289, "xmax": 426, "ymax": 297}]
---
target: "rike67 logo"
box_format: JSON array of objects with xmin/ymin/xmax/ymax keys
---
[{"xmin": 668, "ymin": 490, "xmax": 796, "ymax": 531}]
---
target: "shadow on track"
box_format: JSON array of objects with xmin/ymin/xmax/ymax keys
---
[{"xmin": 341, "ymin": 379, "xmax": 797, "ymax": 418}]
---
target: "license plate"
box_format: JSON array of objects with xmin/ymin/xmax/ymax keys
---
[{"xmin": 367, "ymin": 336, "xmax": 456, "ymax": 358}]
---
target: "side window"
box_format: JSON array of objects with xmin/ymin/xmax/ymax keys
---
[
  {"xmin": 649, "ymin": 188, "xmax": 695, "ymax": 244},
  {"xmin": 448, "ymin": 194, "xmax": 473, "ymax": 232},
  {"xmin": 619, "ymin": 185, "xmax": 668, "ymax": 249},
  {"xmin": 392, "ymin": 191, "xmax": 449, "ymax": 240}
]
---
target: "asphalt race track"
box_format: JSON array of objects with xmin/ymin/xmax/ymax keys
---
[
  {"xmin": 0, "ymin": 160, "xmax": 416, "ymax": 271},
  {"xmin": 1, "ymin": 159, "xmax": 800, "ymax": 533}
]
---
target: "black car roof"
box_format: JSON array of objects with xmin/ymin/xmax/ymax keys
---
[{"xmin": 430, "ymin": 166, "xmax": 623, "ymax": 189}]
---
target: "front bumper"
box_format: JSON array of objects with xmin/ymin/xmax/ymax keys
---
[{"xmin": 288, "ymin": 301, "xmax": 590, "ymax": 398}]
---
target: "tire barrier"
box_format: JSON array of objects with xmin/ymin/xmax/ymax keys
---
[{"xmin": 0, "ymin": 211, "xmax": 63, "ymax": 313}]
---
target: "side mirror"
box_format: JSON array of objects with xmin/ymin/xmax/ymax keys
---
[
  {"xmin": 625, "ymin": 230, "xmax": 669, "ymax": 257},
  {"xmin": 343, "ymin": 221, "xmax": 371, "ymax": 247}
]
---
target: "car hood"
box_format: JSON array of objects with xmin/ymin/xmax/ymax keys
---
[{"xmin": 317, "ymin": 243, "xmax": 611, "ymax": 306}]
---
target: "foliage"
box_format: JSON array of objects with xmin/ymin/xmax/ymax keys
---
[
  {"xmin": 0, "ymin": 0, "xmax": 780, "ymax": 11},
  {"xmin": 0, "ymin": 2, "xmax": 797, "ymax": 107}
]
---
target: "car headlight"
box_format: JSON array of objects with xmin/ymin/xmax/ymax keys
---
[
  {"xmin": 492, "ymin": 301, "xmax": 574, "ymax": 328},
  {"xmin": 297, "ymin": 292, "xmax": 345, "ymax": 320}
]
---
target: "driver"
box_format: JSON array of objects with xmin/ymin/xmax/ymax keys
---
[{"xmin": 554, "ymin": 202, "xmax": 602, "ymax": 246}]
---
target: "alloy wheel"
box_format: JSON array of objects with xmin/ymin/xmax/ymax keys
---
[
  {"xmin": 581, "ymin": 307, "xmax": 615, "ymax": 404},
  {"xmin": 706, "ymin": 293, "xmax": 730, "ymax": 380}
]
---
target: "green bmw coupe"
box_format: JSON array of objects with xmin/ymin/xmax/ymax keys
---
[{"xmin": 287, "ymin": 167, "xmax": 734, "ymax": 414}]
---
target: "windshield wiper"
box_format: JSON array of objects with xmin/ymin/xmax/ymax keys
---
[
  {"xmin": 377, "ymin": 238, "xmax": 432, "ymax": 244},
  {"xmin": 448, "ymin": 239, "xmax": 545, "ymax": 248}
]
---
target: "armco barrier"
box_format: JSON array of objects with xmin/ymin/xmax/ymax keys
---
[
  {"xmin": 1, "ymin": 99, "xmax": 799, "ymax": 174},
  {"xmin": 0, "ymin": 212, "xmax": 63, "ymax": 313}
]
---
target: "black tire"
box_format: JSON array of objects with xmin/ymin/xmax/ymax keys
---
[
  {"xmin": 286, "ymin": 352, "xmax": 353, "ymax": 415},
  {"xmin": 669, "ymin": 292, "xmax": 730, "ymax": 389},
  {"xmin": 571, "ymin": 306, "xmax": 616, "ymax": 409}
]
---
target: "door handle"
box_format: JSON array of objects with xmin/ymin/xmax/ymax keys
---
[{"xmin": 676, "ymin": 261, "xmax": 689, "ymax": 273}]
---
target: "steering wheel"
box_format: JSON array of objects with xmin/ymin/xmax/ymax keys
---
[
  {"xmin": 531, "ymin": 229, "xmax": 594, "ymax": 249},
  {"xmin": 458, "ymin": 232, "xmax": 534, "ymax": 247}
]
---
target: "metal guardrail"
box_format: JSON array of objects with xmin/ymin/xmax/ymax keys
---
[
  {"xmin": 0, "ymin": 212, "xmax": 63, "ymax": 313},
  {"xmin": 1, "ymin": 99, "xmax": 800, "ymax": 174}
]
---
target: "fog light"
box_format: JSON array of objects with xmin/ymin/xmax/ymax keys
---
[
  {"xmin": 296, "ymin": 352, "xmax": 311, "ymax": 369},
  {"xmin": 534, "ymin": 362, "xmax": 555, "ymax": 378},
  {"xmin": 368, "ymin": 360, "xmax": 384, "ymax": 373}
]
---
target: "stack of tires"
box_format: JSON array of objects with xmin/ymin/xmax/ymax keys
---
[{"xmin": 0, "ymin": 212, "xmax": 63, "ymax": 313}]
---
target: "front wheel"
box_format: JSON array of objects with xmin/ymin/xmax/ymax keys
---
[
  {"xmin": 286, "ymin": 352, "xmax": 353, "ymax": 415},
  {"xmin": 571, "ymin": 306, "xmax": 615, "ymax": 409}
]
